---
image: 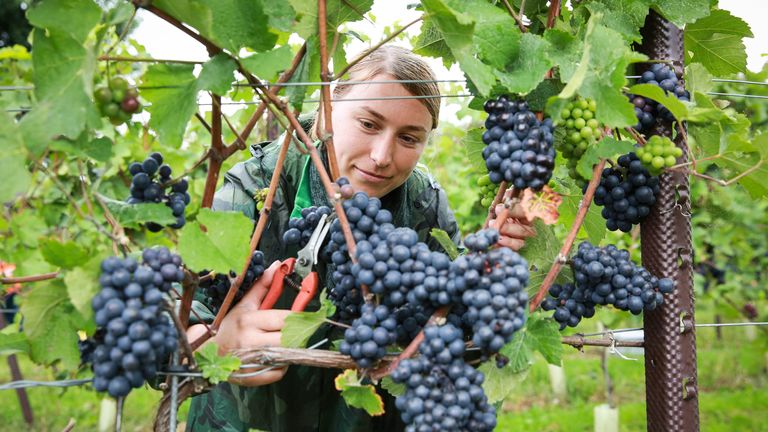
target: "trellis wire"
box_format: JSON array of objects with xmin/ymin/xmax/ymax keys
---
[{"xmin": 7, "ymin": 89, "xmax": 768, "ymax": 114}]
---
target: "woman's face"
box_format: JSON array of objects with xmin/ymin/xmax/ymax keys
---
[{"xmin": 330, "ymin": 73, "xmax": 433, "ymax": 198}]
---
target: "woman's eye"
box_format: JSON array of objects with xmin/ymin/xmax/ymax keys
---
[
  {"xmin": 360, "ymin": 120, "xmax": 376, "ymax": 130},
  {"xmin": 400, "ymin": 135, "xmax": 419, "ymax": 145}
]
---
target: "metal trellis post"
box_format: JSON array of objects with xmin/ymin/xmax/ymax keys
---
[{"xmin": 638, "ymin": 10, "xmax": 700, "ymax": 432}]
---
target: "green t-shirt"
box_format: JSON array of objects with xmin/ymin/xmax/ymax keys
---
[{"xmin": 289, "ymin": 155, "xmax": 313, "ymax": 219}]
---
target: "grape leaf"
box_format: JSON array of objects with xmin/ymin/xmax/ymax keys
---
[
  {"xmin": 650, "ymin": 0, "xmax": 710, "ymax": 27},
  {"xmin": 101, "ymin": 196, "xmax": 177, "ymax": 228},
  {"xmin": 334, "ymin": 369, "xmax": 385, "ymax": 416},
  {"xmin": 64, "ymin": 253, "xmax": 107, "ymax": 320},
  {"xmin": 519, "ymin": 219, "xmax": 560, "ymax": 293},
  {"xmin": 462, "ymin": 128, "xmax": 486, "ymax": 171},
  {"xmin": 584, "ymin": 0, "xmax": 650, "ymax": 43},
  {"xmin": 260, "ymin": 0, "xmax": 296, "ymax": 32},
  {"xmin": 526, "ymin": 79, "xmax": 565, "ymax": 112},
  {"xmin": 281, "ymin": 294, "xmax": 334, "ymax": 348},
  {"xmin": 20, "ymin": 280, "xmax": 83, "ymax": 370},
  {"xmin": 420, "ymin": 0, "xmax": 496, "ymax": 96},
  {"xmin": 519, "ymin": 187, "xmax": 562, "ymax": 225},
  {"xmin": 205, "ymin": 0, "xmax": 276, "ymax": 52},
  {"xmin": 684, "ymin": 62, "xmax": 715, "ymax": 95},
  {"xmin": 26, "ymin": 0, "xmax": 101, "ymax": 44},
  {"xmin": 39, "ymin": 238, "xmax": 89, "ymax": 270},
  {"xmin": 479, "ymin": 356, "xmax": 527, "ymax": 404},
  {"xmin": 501, "ymin": 327, "xmax": 531, "ymax": 373},
  {"xmin": 177, "ymin": 208, "xmax": 254, "ymax": 274},
  {"xmin": 20, "ymin": 28, "xmax": 99, "ymax": 154},
  {"xmin": 105, "ymin": 1, "xmax": 136, "ymax": 26},
  {"xmin": 628, "ymin": 83, "xmax": 689, "ymax": 123},
  {"xmin": 495, "ymin": 33, "xmax": 554, "ymax": 95},
  {"xmin": 380, "ymin": 376, "xmax": 405, "ymax": 397},
  {"xmin": 550, "ymin": 13, "xmax": 647, "ymax": 128},
  {"xmin": 0, "ymin": 331, "xmax": 29, "ymax": 356},
  {"xmin": 525, "ymin": 314, "xmax": 563, "ymax": 365},
  {"xmin": 49, "ymin": 135, "xmax": 115, "ymax": 163},
  {"xmin": 194, "ymin": 343, "xmax": 242, "ymax": 385},
  {"xmin": 544, "ymin": 28, "xmax": 582, "ymax": 84},
  {"xmin": 198, "ymin": 53, "xmax": 237, "ymax": 96},
  {"xmin": 684, "ymin": 9, "xmax": 752, "ymax": 76},
  {"xmin": 576, "ymin": 137, "xmax": 635, "ymax": 179},
  {"xmin": 285, "ymin": 37, "xmax": 314, "ymax": 110},
  {"xmin": 140, "ymin": 63, "xmax": 199, "ymax": 147},
  {"xmin": 0, "ymin": 111, "xmax": 31, "ymax": 202},
  {"xmin": 429, "ymin": 228, "xmax": 459, "ymax": 260},
  {"xmin": 413, "ymin": 18, "xmax": 455, "ymax": 66},
  {"xmin": 240, "ymin": 45, "xmax": 295, "ymax": 81},
  {"xmin": 287, "ymin": 0, "xmax": 374, "ymax": 40}
]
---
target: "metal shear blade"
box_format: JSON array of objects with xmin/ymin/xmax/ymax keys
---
[{"xmin": 294, "ymin": 214, "xmax": 331, "ymax": 279}]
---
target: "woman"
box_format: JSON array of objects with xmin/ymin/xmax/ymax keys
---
[{"xmin": 185, "ymin": 46, "xmax": 535, "ymax": 431}]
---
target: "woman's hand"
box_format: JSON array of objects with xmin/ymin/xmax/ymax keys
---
[
  {"xmin": 488, "ymin": 203, "xmax": 536, "ymax": 251},
  {"xmin": 186, "ymin": 260, "xmax": 292, "ymax": 387}
]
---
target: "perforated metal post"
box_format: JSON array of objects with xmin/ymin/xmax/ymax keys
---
[{"xmin": 638, "ymin": 10, "xmax": 699, "ymax": 432}]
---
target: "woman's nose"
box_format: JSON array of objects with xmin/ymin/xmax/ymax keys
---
[{"xmin": 369, "ymin": 134, "xmax": 394, "ymax": 168}]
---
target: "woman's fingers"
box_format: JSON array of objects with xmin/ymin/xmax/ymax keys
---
[
  {"xmin": 489, "ymin": 218, "xmax": 536, "ymax": 239},
  {"xmin": 234, "ymin": 309, "xmax": 292, "ymax": 333},
  {"xmin": 498, "ymin": 236, "xmax": 526, "ymax": 251},
  {"xmin": 495, "ymin": 203, "xmax": 530, "ymax": 221},
  {"xmin": 237, "ymin": 260, "xmax": 283, "ymax": 311},
  {"xmin": 228, "ymin": 366, "xmax": 288, "ymax": 387}
]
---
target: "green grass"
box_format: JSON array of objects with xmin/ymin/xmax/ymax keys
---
[{"xmin": 1, "ymin": 299, "xmax": 766, "ymax": 431}]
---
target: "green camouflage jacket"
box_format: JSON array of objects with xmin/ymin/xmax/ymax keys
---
[{"xmin": 186, "ymin": 125, "xmax": 461, "ymax": 432}]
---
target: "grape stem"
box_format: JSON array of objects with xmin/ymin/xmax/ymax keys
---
[
  {"xmin": 163, "ymin": 301, "xmax": 198, "ymax": 370},
  {"xmin": 624, "ymin": 127, "xmax": 647, "ymax": 146},
  {"xmin": 201, "ymin": 94, "xmax": 224, "ymax": 208},
  {"xmin": 324, "ymin": 319, "xmax": 352, "ymax": 329},
  {"xmin": 499, "ymin": 0, "xmax": 527, "ymax": 32},
  {"xmin": 483, "ymin": 181, "xmax": 509, "ymax": 228},
  {"xmin": 369, "ymin": 305, "xmax": 450, "ymax": 380},
  {"xmin": 0, "ymin": 271, "xmax": 59, "ymax": 285},
  {"xmin": 528, "ymin": 159, "xmax": 607, "ymax": 313},
  {"xmin": 318, "ymin": 0, "xmax": 341, "ymax": 180}
]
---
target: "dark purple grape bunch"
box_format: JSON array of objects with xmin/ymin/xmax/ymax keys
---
[
  {"xmin": 591, "ymin": 152, "xmax": 660, "ymax": 232},
  {"xmin": 481, "ymin": 96, "xmax": 555, "ymax": 191},
  {"xmin": 324, "ymin": 187, "xmax": 395, "ymax": 323},
  {"xmin": 198, "ymin": 250, "xmax": 266, "ymax": 314},
  {"xmin": 339, "ymin": 303, "xmax": 397, "ymax": 369},
  {"xmin": 352, "ymin": 227, "xmax": 454, "ymax": 312},
  {"xmin": 453, "ymin": 229, "xmax": 529, "ymax": 358},
  {"xmin": 542, "ymin": 241, "xmax": 675, "ymax": 329},
  {"xmin": 629, "ymin": 63, "xmax": 690, "ymax": 133},
  {"xmin": 126, "ymin": 152, "xmax": 189, "ymax": 232},
  {"xmin": 391, "ymin": 323, "xmax": 497, "ymax": 432},
  {"xmin": 87, "ymin": 247, "xmax": 184, "ymax": 398},
  {"xmin": 283, "ymin": 206, "xmax": 332, "ymax": 247}
]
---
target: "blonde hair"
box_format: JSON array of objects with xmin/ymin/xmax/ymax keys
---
[{"xmin": 312, "ymin": 46, "xmax": 441, "ymax": 138}]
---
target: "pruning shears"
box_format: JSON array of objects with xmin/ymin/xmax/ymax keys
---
[{"xmin": 259, "ymin": 214, "xmax": 331, "ymax": 312}]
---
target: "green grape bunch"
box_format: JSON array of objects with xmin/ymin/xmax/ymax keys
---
[
  {"xmin": 476, "ymin": 173, "xmax": 499, "ymax": 208},
  {"xmin": 636, "ymin": 135, "xmax": 683, "ymax": 175},
  {"xmin": 94, "ymin": 76, "xmax": 142, "ymax": 126},
  {"xmin": 556, "ymin": 97, "xmax": 603, "ymax": 184}
]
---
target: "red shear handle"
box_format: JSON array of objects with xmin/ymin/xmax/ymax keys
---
[
  {"xmin": 290, "ymin": 272, "xmax": 319, "ymax": 312},
  {"xmin": 259, "ymin": 258, "xmax": 295, "ymax": 310}
]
